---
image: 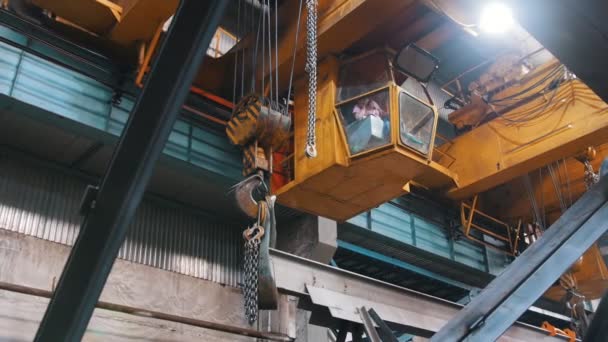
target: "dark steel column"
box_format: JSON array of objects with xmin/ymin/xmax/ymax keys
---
[
  {"xmin": 431, "ymin": 177, "xmax": 608, "ymax": 342},
  {"xmin": 584, "ymin": 290, "xmax": 608, "ymax": 342},
  {"xmin": 34, "ymin": 1, "xmax": 228, "ymax": 340}
]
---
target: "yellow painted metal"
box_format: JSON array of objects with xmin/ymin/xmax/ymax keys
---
[
  {"xmin": 460, "ymin": 195, "xmax": 521, "ymax": 255},
  {"xmin": 33, "ymin": 0, "xmax": 177, "ymax": 47},
  {"xmin": 275, "ymin": 54, "xmax": 457, "ymax": 221},
  {"xmin": 135, "ymin": 23, "xmax": 163, "ymax": 87},
  {"xmin": 260, "ymin": 0, "xmax": 418, "ymax": 92},
  {"xmin": 32, "ymin": 0, "xmax": 122, "ymax": 35},
  {"xmin": 109, "ymin": 0, "xmax": 178, "ymax": 47},
  {"xmin": 445, "ymin": 62, "xmax": 608, "ymax": 200},
  {"xmin": 545, "ymin": 244, "xmax": 608, "ymax": 301},
  {"xmin": 486, "ymin": 143, "xmax": 608, "ymax": 224}
]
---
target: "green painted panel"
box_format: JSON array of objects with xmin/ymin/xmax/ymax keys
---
[
  {"xmin": 414, "ymin": 217, "xmax": 451, "ymax": 259},
  {"xmin": 0, "ymin": 40, "xmax": 19, "ymax": 94},
  {"xmin": 349, "ymin": 200, "xmax": 503, "ymax": 273},
  {"xmin": 0, "ymin": 40, "xmax": 242, "ymax": 182},
  {"xmin": 453, "ymin": 238, "xmax": 487, "ymax": 271},
  {"xmin": 371, "ymin": 204, "xmax": 414, "ymax": 245}
]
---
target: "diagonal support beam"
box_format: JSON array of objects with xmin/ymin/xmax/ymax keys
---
[
  {"xmin": 432, "ymin": 176, "xmax": 608, "ymax": 341},
  {"xmin": 33, "ymin": 1, "xmax": 228, "ymax": 340}
]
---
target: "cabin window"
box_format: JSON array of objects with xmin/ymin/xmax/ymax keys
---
[
  {"xmin": 337, "ymin": 89, "xmax": 391, "ymax": 155},
  {"xmin": 337, "ymin": 52, "xmax": 391, "ymax": 103},
  {"xmin": 399, "ymin": 92, "xmax": 435, "ymax": 155}
]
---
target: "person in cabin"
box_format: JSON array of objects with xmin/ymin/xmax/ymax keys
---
[
  {"xmin": 352, "ymin": 97, "xmax": 387, "ymax": 120},
  {"xmin": 351, "ymin": 96, "xmax": 390, "ymax": 142}
]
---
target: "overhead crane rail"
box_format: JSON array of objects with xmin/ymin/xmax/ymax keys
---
[{"xmin": 270, "ymin": 249, "xmax": 566, "ymax": 341}]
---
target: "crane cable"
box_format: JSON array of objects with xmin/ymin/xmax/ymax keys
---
[
  {"xmin": 523, "ymin": 173, "xmax": 543, "ymax": 230},
  {"xmin": 285, "ymin": 0, "xmax": 304, "ymax": 113},
  {"xmin": 548, "ymin": 162, "xmax": 568, "ymax": 213}
]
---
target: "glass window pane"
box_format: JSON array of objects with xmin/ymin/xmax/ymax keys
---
[
  {"xmin": 337, "ymin": 52, "xmax": 390, "ymax": 102},
  {"xmin": 337, "ymin": 90, "xmax": 391, "ymax": 155},
  {"xmin": 399, "ymin": 92, "xmax": 435, "ymax": 155}
]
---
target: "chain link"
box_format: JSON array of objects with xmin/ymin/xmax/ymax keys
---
[
  {"xmin": 305, "ymin": 0, "xmax": 318, "ymax": 158},
  {"xmin": 583, "ymin": 160, "xmax": 599, "ymax": 190},
  {"xmin": 243, "ymin": 230, "xmax": 261, "ymax": 325}
]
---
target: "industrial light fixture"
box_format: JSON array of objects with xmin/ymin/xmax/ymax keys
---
[
  {"xmin": 394, "ymin": 44, "xmax": 440, "ymax": 83},
  {"xmin": 479, "ymin": 2, "xmax": 514, "ymax": 34}
]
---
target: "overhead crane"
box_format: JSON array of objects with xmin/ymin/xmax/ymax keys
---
[{"xmin": 0, "ymin": 0, "xmax": 608, "ymax": 341}]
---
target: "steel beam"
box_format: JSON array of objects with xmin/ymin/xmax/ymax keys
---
[
  {"xmin": 269, "ymin": 249, "xmax": 565, "ymax": 341},
  {"xmin": 359, "ymin": 307, "xmax": 382, "ymax": 342},
  {"xmin": 34, "ymin": 1, "xmax": 228, "ymax": 340},
  {"xmin": 431, "ymin": 177, "xmax": 608, "ymax": 342},
  {"xmin": 584, "ymin": 289, "xmax": 608, "ymax": 342},
  {"xmin": 1, "ymin": 281, "xmax": 291, "ymax": 342}
]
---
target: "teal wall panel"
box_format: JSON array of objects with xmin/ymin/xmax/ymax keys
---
[
  {"xmin": 370, "ymin": 204, "xmax": 414, "ymax": 245},
  {"xmin": 0, "ymin": 40, "xmax": 19, "ymax": 94},
  {"xmin": 0, "ymin": 40, "xmax": 242, "ymax": 183},
  {"xmin": 413, "ymin": 218, "xmax": 451, "ymax": 259},
  {"xmin": 12, "ymin": 53, "xmax": 112, "ymax": 129},
  {"xmin": 349, "ymin": 201, "xmax": 501, "ymax": 274},
  {"xmin": 453, "ymin": 239, "xmax": 487, "ymax": 271}
]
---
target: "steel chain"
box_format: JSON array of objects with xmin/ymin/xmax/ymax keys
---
[
  {"xmin": 243, "ymin": 232, "xmax": 261, "ymax": 325},
  {"xmin": 583, "ymin": 160, "xmax": 599, "ymax": 190},
  {"xmin": 305, "ymin": 0, "xmax": 318, "ymax": 158}
]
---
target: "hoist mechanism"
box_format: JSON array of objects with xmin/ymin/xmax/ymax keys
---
[
  {"xmin": 227, "ymin": 97, "xmax": 287, "ymax": 324},
  {"xmin": 226, "ymin": 0, "xmax": 298, "ymax": 325}
]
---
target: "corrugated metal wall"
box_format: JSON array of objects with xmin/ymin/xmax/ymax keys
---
[{"xmin": 0, "ymin": 156, "xmax": 242, "ymax": 287}]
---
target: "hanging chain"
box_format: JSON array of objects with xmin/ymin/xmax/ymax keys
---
[
  {"xmin": 304, "ymin": 0, "xmax": 318, "ymax": 158},
  {"xmin": 242, "ymin": 196, "xmax": 266, "ymax": 325},
  {"xmin": 583, "ymin": 160, "xmax": 599, "ymax": 190},
  {"xmin": 243, "ymin": 230, "xmax": 261, "ymax": 325}
]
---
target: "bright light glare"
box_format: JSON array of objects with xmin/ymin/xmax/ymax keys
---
[{"xmin": 479, "ymin": 2, "xmax": 514, "ymax": 34}]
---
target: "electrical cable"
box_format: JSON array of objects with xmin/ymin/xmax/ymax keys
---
[
  {"xmin": 492, "ymin": 67, "xmax": 569, "ymax": 125},
  {"xmin": 490, "ymin": 64, "xmax": 565, "ymax": 104}
]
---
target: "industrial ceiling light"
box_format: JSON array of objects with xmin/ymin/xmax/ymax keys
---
[
  {"xmin": 479, "ymin": 2, "xmax": 514, "ymax": 34},
  {"xmin": 394, "ymin": 44, "xmax": 440, "ymax": 83}
]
